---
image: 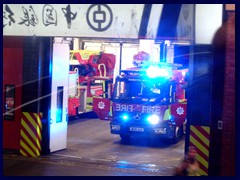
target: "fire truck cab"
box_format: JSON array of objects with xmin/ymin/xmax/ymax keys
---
[{"xmin": 110, "ymin": 63, "xmax": 188, "ymax": 142}]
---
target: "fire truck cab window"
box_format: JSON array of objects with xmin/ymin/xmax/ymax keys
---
[
  {"xmin": 114, "ymin": 81, "xmax": 126, "ymax": 99},
  {"xmin": 113, "ymin": 79, "xmax": 171, "ymax": 104}
]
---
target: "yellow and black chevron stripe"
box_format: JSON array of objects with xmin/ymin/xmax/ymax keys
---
[
  {"xmin": 189, "ymin": 125, "xmax": 210, "ymax": 176},
  {"xmin": 20, "ymin": 112, "xmax": 42, "ymax": 157}
]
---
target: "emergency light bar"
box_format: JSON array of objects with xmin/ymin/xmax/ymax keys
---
[
  {"xmin": 146, "ymin": 66, "xmax": 169, "ymax": 78},
  {"xmin": 121, "ymin": 62, "xmax": 182, "ymax": 79},
  {"xmin": 154, "ymin": 62, "xmax": 182, "ymax": 69},
  {"xmin": 120, "ymin": 69, "xmax": 145, "ymax": 76}
]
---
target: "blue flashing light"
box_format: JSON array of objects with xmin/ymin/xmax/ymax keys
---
[
  {"xmin": 146, "ymin": 66, "xmax": 169, "ymax": 78},
  {"xmin": 56, "ymin": 109, "xmax": 63, "ymax": 123},
  {"xmin": 169, "ymin": 115, "xmax": 175, "ymax": 122},
  {"xmin": 122, "ymin": 114, "xmax": 129, "ymax": 122},
  {"xmin": 182, "ymin": 71, "xmax": 186, "ymax": 76},
  {"xmin": 116, "ymin": 161, "xmax": 129, "ymax": 169},
  {"xmin": 159, "ymin": 68, "xmax": 169, "ymax": 77},
  {"xmin": 147, "ymin": 114, "xmax": 160, "ymax": 125},
  {"xmin": 117, "ymin": 160, "xmax": 128, "ymax": 164}
]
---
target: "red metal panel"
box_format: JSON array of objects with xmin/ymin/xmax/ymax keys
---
[
  {"xmin": 68, "ymin": 97, "xmax": 80, "ymax": 116},
  {"xmin": 3, "ymin": 36, "xmax": 24, "ymax": 149},
  {"xmin": 170, "ymin": 102, "xmax": 187, "ymax": 126},
  {"xmin": 92, "ymin": 98, "xmax": 111, "ymax": 120}
]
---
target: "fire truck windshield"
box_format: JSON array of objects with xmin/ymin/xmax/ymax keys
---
[{"xmin": 113, "ymin": 78, "xmax": 172, "ymax": 104}]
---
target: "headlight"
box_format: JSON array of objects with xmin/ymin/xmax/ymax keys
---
[
  {"xmin": 147, "ymin": 114, "xmax": 160, "ymax": 125},
  {"xmin": 121, "ymin": 114, "xmax": 129, "ymax": 122}
]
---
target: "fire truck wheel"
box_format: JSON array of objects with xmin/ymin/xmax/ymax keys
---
[
  {"xmin": 120, "ymin": 134, "xmax": 131, "ymax": 142},
  {"xmin": 167, "ymin": 125, "xmax": 182, "ymax": 143},
  {"xmin": 175, "ymin": 126, "xmax": 183, "ymax": 140},
  {"xmin": 170, "ymin": 126, "xmax": 183, "ymax": 143},
  {"xmin": 168, "ymin": 125, "xmax": 176, "ymax": 139}
]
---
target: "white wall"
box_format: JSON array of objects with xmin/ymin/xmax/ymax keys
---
[{"xmin": 195, "ymin": 4, "xmax": 223, "ymax": 44}]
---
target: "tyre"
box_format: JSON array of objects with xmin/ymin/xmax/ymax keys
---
[
  {"xmin": 168, "ymin": 126, "xmax": 183, "ymax": 143},
  {"xmin": 175, "ymin": 125, "xmax": 183, "ymax": 139},
  {"xmin": 168, "ymin": 125, "xmax": 176, "ymax": 139},
  {"xmin": 170, "ymin": 125, "xmax": 183, "ymax": 143}
]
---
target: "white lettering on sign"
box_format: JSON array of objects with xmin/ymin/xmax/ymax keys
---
[
  {"xmin": 115, "ymin": 104, "xmax": 161, "ymax": 114},
  {"xmin": 142, "ymin": 106, "xmax": 161, "ymax": 114},
  {"xmin": 115, "ymin": 104, "xmax": 133, "ymax": 112}
]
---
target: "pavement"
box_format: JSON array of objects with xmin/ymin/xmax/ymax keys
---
[
  {"xmin": 3, "ymin": 116, "xmax": 183, "ymax": 176},
  {"xmin": 3, "ymin": 149, "xmax": 174, "ymax": 176}
]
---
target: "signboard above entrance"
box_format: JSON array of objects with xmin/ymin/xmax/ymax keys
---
[
  {"xmin": 3, "ymin": 4, "xmax": 163, "ymax": 39},
  {"xmin": 3, "ymin": 4, "xmax": 222, "ymax": 44}
]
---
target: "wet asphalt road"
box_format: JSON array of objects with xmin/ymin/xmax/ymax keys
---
[{"xmin": 3, "ymin": 117, "xmax": 185, "ymax": 176}]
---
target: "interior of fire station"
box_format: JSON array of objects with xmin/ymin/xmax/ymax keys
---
[{"xmin": 2, "ymin": 4, "xmax": 235, "ymax": 176}]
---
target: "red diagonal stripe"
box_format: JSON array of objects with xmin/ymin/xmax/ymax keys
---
[
  {"xmin": 194, "ymin": 126, "xmax": 210, "ymax": 139},
  {"xmin": 189, "ymin": 142, "xmax": 209, "ymax": 174},
  {"xmin": 22, "ymin": 113, "xmax": 42, "ymax": 142},
  {"xmin": 190, "ymin": 131, "xmax": 209, "ymax": 152},
  {"xmin": 189, "ymin": 142, "xmax": 209, "ymax": 160},
  {"xmin": 20, "ymin": 146, "xmax": 31, "ymax": 157},
  {"xmin": 20, "ymin": 127, "xmax": 41, "ymax": 153},
  {"xmin": 23, "ymin": 113, "xmax": 37, "ymax": 131},
  {"xmin": 199, "ymin": 162, "xmax": 209, "ymax": 174},
  {"xmin": 21, "ymin": 113, "xmax": 42, "ymax": 150},
  {"xmin": 20, "ymin": 135, "xmax": 39, "ymax": 157},
  {"xmin": 34, "ymin": 113, "xmax": 42, "ymax": 131}
]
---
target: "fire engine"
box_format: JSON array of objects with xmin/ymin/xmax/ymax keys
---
[
  {"xmin": 80, "ymin": 49, "xmax": 188, "ymax": 142},
  {"xmin": 68, "ymin": 50, "xmax": 116, "ymax": 118},
  {"xmin": 68, "ymin": 71, "xmax": 80, "ymax": 118},
  {"xmin": 109, "ymin": 56, "xmax": 188, "ymax": 142},
  {"xmin": 69, "ymin": 50, "xmax": 115, "ymax": 84}
]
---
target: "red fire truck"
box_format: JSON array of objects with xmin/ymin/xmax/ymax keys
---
[
  {"xmin": 69, "ymin": 50, "xmax": 116, "ymax": 84},
  {"xmin": 109, "ymin": 62, "xmax": 188, "ymax": 142},
  {"xmin": 68, "ymin": 71, "xmax": 80, "ymax": 117},
  {"xmin": 68, "ymin": 50, "xmax": 116, "ymax": 118},
  {"xmin": 87, "ymin": 61, "xmax": 188, "ymax": 142},
  {"xmin": 82, "ymin": 49, "xmax": 188, "ymax": 142}
]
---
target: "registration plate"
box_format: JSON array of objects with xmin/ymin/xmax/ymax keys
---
[{"xmin": 130, "ymin": 127, "xmax": 144, "ymax": 132}]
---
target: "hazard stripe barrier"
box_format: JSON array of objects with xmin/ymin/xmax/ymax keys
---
[
  {"xmin": 189, "ymin": 125, "xmax": 210, "ymax": 176},
  {"xmin": 20, "ymin": 112, "xmax": 42, "ymax": 157}
]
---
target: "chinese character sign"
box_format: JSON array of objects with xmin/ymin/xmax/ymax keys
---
[{"xmin": 3, "ymin": 4, "xmax": 160, "ymax": 39}]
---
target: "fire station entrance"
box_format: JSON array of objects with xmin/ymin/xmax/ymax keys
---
[{"xmin": 4, "ymin": 4, "xmax": 235, "ymax": 176}]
